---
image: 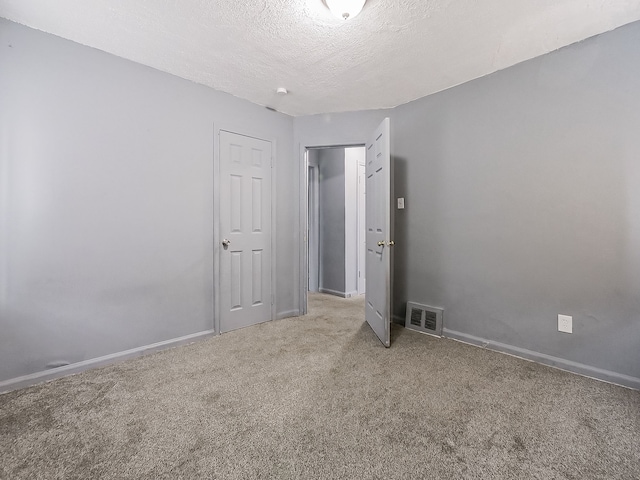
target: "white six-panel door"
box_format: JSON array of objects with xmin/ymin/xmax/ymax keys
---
[
  {"xmin": 219, "ymin": 131, "xmax": 272, "ymax": 333},
  {"xmin": 365, "ymin": 118, "xmax": 392, "ymax": 347}
]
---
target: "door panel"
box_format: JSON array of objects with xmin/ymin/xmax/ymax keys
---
[
  {"xmin": 230, "ymin": 251, "xmax": 242, "ymax": 310},
  {"xmin": 220, "ymin": 131, "xmax": 272, "ymax": 332},
  {"xmin": 365, "ymin": 118, "xmax": 392, "ymax": 347}
]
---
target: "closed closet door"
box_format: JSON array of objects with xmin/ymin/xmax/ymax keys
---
[{"xmin": 219, "ymin": 131, "xmax": 273, "ymax": 333}]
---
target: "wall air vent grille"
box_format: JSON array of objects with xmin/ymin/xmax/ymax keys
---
[
  {"xmin": 424, "ymin": 310, "xmax": 438, "ymax": 330},
  {"xmin": 410, "ymin": 308, "xmax": 422, "ymax": 326},
  {"xmin": 405, "ymin": 302, "xmax": 443, "ymax": 337}
]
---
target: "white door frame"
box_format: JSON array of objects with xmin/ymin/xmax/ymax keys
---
[
  {"xmin": 214, "ymin": 124, "xmax": 277, "ymax": 334},
  {"xmin": 307, "ymin": 163, "xmax": 320, "ymax": 293},
  {"xmin": 357, "ymin": 161, "xmax": 366, "ymax": 295},
  {"xmin": 298, "ymin": 143, "xmax": 365, "ymax": 315}
]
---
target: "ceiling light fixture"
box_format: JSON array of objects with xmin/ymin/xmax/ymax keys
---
[{"xmin": 325, "ymin": 0, "xmax": 366, "ymax": 20}]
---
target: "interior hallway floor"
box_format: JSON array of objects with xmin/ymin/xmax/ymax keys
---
[{"xmin": 1, "ymin": 293, "xmax": 639, "ymax": 479}]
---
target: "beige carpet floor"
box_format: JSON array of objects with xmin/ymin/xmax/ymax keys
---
[{"xmin": 1, "ymin": 293, "xmax": 639, "ymax": 479}]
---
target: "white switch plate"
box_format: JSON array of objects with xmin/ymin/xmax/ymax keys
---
[
  {"xmin": 558, "ymin": 314, "xmax": 572, "ymax": 334},
  {"xmin": 397, "ymin": 197, "xmax": 405, "ymax": 209}
]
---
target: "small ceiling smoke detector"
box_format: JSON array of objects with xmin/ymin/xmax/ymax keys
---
[
  {"xmin": 325, "ymin": 0, "xmax": 366, "ymax": 20},
  {"xmin": 276, "ymin": 87, "xmax": 288, "ymax": 95}
]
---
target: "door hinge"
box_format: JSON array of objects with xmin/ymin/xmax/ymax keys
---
[{"xmin": 271, "ymin": 294, "xmax": 275, "ymax": 305}]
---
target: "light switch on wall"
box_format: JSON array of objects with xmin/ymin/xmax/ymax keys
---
[{"xmin": 397, "ymin": 197, "xmax": 405, "ymax": 209}]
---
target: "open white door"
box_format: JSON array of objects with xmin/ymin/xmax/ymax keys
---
[{"xmin": 365, "ymin": 118, "xmax": 393, "ymax": 347}]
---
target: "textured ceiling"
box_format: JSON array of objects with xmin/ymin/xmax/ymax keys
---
[{"xmin": 1, "ymin": 0, "xmax": 640, "ymax": 116}]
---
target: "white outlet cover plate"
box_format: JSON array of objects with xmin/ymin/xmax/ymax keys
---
[
  {"xmin": 397, "ymin": 198, "xmax": 405, "ymax": 209},
  {"xmin": 558, "ymin": 314, "xmax": 572, "ymax": 334}
]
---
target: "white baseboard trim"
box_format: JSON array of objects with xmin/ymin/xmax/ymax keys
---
[
  {"xmin": 276, "ymin": 310, "xmax": 300, "ymax": 320},
  {"xmin": 0, "ymin": 330, "xmax": 217, "ymax": 394},
  {"xmin": 319, "ymin": 288, "xmax": 348, "ymax": 298},
  {"xmin": 443, "ymin": 328, "xmax": 640, "ymax": 391},
  {"xmin": 344, "ymin": 290, "xmax": 358, "ymax": 298},
  {"xmin": 392, "ymin": 314, "xmax": 405, "ymax": 325}
]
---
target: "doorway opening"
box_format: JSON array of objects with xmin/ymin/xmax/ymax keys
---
[
  {"xmin": 299, "ymin": 118, "xmax": 392, "ymax": 346},
  {"xmin": 304, "ymin": 145, "xmax": 366, "ymax": 305}
]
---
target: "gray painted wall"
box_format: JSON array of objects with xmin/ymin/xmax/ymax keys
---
[
  {"xmin": 318, "ymin": 148, "xmax": 346, "ymax": 294},
  {"xmin": 391, "ymin": 22, "xmax": 640, "ymax": 381},
  {"xmin": 294, "ymin": 22, "xmax": 640, "ymax": 385},
  {"xmin": 0, "ymin": 19, "xmax": 295, "ymax": 383}
]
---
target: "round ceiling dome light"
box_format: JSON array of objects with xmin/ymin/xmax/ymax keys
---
[{"xmin": 325, "ymin": 0, "xmax": 366, "ymax": 20}]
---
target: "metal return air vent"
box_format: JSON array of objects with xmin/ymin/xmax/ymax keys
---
[{"xmin": 405, "ymin": 302, "xmax": 443, "ymax": 337}]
